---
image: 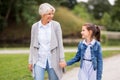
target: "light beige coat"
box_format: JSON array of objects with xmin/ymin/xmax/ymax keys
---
[{"xmin": 29, "ymin": 20, "xmax": 65, "ymax": 80}]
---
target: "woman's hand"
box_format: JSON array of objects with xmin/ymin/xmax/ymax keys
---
[
  {"xmin": 28, "ymin": 64, "xmax": 33, "ymax": 72},
  {"xmin": 59, "ymin": 61, "xmax": 67, "ymax": 68}
]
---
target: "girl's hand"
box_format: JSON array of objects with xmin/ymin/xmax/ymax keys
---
[
  {"xmin": 59, "ymin": 61, "xmax": 67, "ymax": 68},
  {"xmin": 28, "ymin": 64, "xmax": 33, "ymax": 72}
]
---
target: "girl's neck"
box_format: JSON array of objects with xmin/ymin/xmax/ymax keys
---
[{"xmin": 85, "ymin": 38, "xmax": 93, "ymax": 45}]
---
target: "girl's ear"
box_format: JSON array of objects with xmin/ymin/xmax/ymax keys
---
[{"xmin": 89, "ymin": 30, "xmax": 93, "ymax": 37}]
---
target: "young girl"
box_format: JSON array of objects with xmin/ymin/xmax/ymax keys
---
[{"xmin": 60, "ymin": 23, "xmax": 103, "ymax": 80}]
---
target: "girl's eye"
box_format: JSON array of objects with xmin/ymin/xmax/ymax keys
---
[{"xmin": 82, "ymin": 30, "xmax": 84, "ymax": 31}]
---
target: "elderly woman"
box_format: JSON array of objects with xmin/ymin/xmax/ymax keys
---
[{"xmin": 28, "ymin": 3, "xmax": 65, "ymax": 80}]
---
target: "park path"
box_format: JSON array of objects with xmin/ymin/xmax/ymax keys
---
[
  {"xmin": 61, "ymin": 54, "xmax": 120, "ymax": 80},
  {"xmin": 0, "ymin": 47, "xmax": 120, "ymax": 54}
]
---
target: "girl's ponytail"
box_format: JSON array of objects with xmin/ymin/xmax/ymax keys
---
[
  {"xmin": 95, "ymin": 25, "xmax": 101, "ymax": 42},
  {"xmin": 84, "ymin": 23, "xmax": 101, "ymax": 42}
]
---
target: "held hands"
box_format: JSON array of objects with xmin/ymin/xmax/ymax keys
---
[
  {"xmin": 28, "ymin": 62, "xmax": 67, "ymax": 71},
  {"xmin": 59, "ymin": 61, "xmax": 67, "ymax": 68}
]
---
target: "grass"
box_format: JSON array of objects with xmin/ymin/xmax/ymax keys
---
[
  {"xmin": 0, "ymin": 50, "xmax": 120, "ymax": 80},
  {"xmin": 0, "ymin": 54, "xmax": 32, "ymax": 80},
  {"xmin": 0, "ymin": 47, "xmax": 29, "ymax": 50},
  {"xmin": 102, "ymin": 50, "xmax": 120, "ymax": 58}
]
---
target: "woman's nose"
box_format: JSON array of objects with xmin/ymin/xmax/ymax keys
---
[{"xmin": 51, "ymin": 14, "xmax": 54, "ymax": 17}]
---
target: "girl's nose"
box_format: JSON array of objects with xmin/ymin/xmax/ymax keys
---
[{"xmin": 81, "ymin": 31, "xmax": 82, "ymax": 34}]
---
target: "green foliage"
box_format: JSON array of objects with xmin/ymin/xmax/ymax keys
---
[
  {"xmin": 72, "ymin": 3, "xmax": 93, "ymax": 22},
  {"xmin": 0, "ymin": 0, "xmax": 120, "ymax": 46},
  {"xmin": 21, "ymin": 4, "xmax": 39, "ymax": 26},
  {"xmin": 112, "ymin": 20, "xmax": 120, "ymax": 31},
  {"xmin": 111, "ymin": 0, "xmax": 120, "ymax": 21},
  {"xmin": 0, "ymin": 0, "xmax": 39, "ymax": 31},
  {"xmin": 87, "ymin": 0, "xmax": 111, "ymax": 19},
  {"xmin": 35, "ymin": 0, "xmax": 62, "ymax": 6},
  {"xmin": 101, "ymin": 33, "xmax": 108, "ymax": 45},
  {"xmin": 100, "ymin": 13, "xmax": 112, "ymax": 30},
  {"xmin": 60, "ymin": 0, "xmax": 77, "ymax": 9},
  {"xmin": 54, "ymin": 7, "xmax": 85, "ymax": 38},
  {"xmin": 100, "ymin": 13, "xmax": 120, "ymax": 31},
  {"xmin": 0, "ymin": 0, "xmax": 62, "ymax": 31}
]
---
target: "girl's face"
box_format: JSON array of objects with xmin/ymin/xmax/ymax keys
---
[
  {"xmin": 81, "ymin": 26, "xmax": 92, "ymax": 39},
  {"xmin": 42, "ymin": 9, "xmax": 54, "ymax": 23}
]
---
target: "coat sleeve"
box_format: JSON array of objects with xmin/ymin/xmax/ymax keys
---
[
  {"xmin": 97, "ymin": 43, "xmax": 103, "ymax": 80},
  {"xmin": 29, "ymin": 24, "xmax": 35, "ymax": 64},
  {"xmin": 55, "ymin": 22, "xmax": 65, "ymax": 62},
  {"xmin": 67, "ymin": 43, "xmax": 81, "ymax": 66}
]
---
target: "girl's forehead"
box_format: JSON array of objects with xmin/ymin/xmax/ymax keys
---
[{"xmin": 82, "ymin": 26, "xmax": 87, "ymax": 29}]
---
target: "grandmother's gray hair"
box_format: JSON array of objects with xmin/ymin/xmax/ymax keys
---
[{"xmin": 39, "ymin": 3, "xmax": 55, "ymax": 16}]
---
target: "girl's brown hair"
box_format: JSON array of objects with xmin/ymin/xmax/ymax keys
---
[{"xmin": 83, "ymin": 23, "xmax": 101, "ymax": 41}]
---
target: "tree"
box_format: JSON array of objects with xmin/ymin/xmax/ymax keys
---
[
  {"xmin": 111, "ymin": 0, "xmax": 120, "ymax": 21},
  {"xmin": 100, "ymin": 12, "xmax": 112, "ymax": 30},
  {"xmin": 0, "ymin": 0, "xmax": 63, "ymax": 31},
  {"xmin": 60, "ymin": 0, "xmax": 77, "ymax": 9},
  {"xmin": 101, "ymin": 12, "xmax": 120, "ymax": 31},
  {"xmin": 87, "ymin": 0, "xmax": 111, "ymax": 19},
  {"xmin": 72, "ymin": 3, "xmax": 93, "ymax": 22},
  {"xmin": 0, "ymin": 0, "xmax": 38, "ymax": 31},
  {"xmin": 112, "ymin": 20, "xmax": 120, "ymax": 31}
]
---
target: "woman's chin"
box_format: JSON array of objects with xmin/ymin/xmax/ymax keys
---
[{"xmin": 47, "ymin": 20, "xmax": 52, "ymax": 23}]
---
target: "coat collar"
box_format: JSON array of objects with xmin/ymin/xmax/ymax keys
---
[
  {"xmin": 82, "ymin": 39, "xmax": 96, "ymax": 46},
  {"xmin": 50, "ymin": 21, "xmax": 58, "ymax": 50},
  {"xmin": 33, "ymin": 21, "xmax": 58, "ymax": 50},
  {"xmin": 80, "ymin": 39, "xmax": 98, "ymax": 51}
]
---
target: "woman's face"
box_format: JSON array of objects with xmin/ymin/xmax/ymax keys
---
[
  {"xmin": 42, "ymin": 9, "xmax": 54, "ymax": 23},
  {"xmin": 81, "ymin": 26, "xmax": 92, "ymax": 39}
]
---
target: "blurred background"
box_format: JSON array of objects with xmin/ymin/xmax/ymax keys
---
[
  {"xmin": 0, "ymin": 0, "xmax": 120, "ymax": 80},
  {"xmin": 0, "ymin": 0, "xmax": 120, "ymax": 47}
]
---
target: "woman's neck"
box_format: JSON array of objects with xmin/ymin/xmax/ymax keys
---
[{"xmin": 41, "ymin": 19, "xmax": 49, "ymax": 25}]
